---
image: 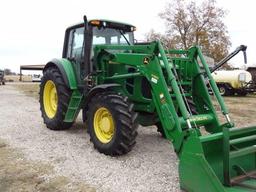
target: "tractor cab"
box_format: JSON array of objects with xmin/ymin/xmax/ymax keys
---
[{"xmin": 62, "ymin": 19, "xmax": 136, "ymax": 83}]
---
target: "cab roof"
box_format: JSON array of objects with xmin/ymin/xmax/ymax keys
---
[
  {"xmin": 66, "ymin": 19, "xmax": 136, "ymax": 32},
  {"xmin": 89, "ymin": 19, "xmax": 135, "ymax": 28}
]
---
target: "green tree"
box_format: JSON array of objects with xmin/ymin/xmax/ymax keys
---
[{"xmin": 147, "ymin": 0, "xmax": 231, "ymax": 62}]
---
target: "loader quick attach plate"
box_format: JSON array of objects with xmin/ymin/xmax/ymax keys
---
[
  {"xmin": 179, "ymin": 125, "xmax": 256, "ymax": 192},
  {"xmin": 230, "ymin": 171, "xmax": 256, "ymax": 190},
  {"xmin": 223, "ymin": 125, "xmax": 256, "ymax": 191}
]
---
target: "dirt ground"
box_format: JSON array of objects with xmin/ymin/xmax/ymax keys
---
[
  {"xmin": 0, "ymin": 82, "xmax": 256, "ymax": 192},
  {"xmin": 213, "ymin": 94, "xmax": 256, "ymax": 127},
  {"xmin": 0, "ymin": 83, "xmax": 180, "ymax": 192},
  {"xmin": 0, "ymin": 139, "xmax": 95, "ymax": 192},
  {"xmin": 5, "ymin": 75, "xmax": 32, "ymax": 82},
  {"xmin": 0, "ymin": 83, "xmax": 96, "ymax": 192}
]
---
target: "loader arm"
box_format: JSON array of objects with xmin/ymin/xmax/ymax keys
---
[
  {"xmin": 94, "ymin": 41, "xmax": 225, "ymax": 151},
  {"xmin": 93, "ymin": 41, "xmax": 256, "ymax": 191}
]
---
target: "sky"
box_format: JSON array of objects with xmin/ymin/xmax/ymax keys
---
[{"xmin": 0, "ymin": 0, "xmax": 255, "ymax": 74}]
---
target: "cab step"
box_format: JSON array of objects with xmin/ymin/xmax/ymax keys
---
[{"xmin": 64, "ymin": 90, "xmax": 83, "ymax": 122}]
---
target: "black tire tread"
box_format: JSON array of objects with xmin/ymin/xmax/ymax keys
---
[
  {"xmin": 39, "ymin": 67, "xmax": 73, "ymax": 130},
  {"xmin": 86, "ymin": 91, "xmax": 138, "ymax": 156}
]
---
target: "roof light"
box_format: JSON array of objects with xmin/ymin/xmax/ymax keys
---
[
  {"xmin": 90, "ymin": 20, "xmax": 101, "ymax": 26},
  {"xmin": 131, "ymin": 27, "xmax": 136, "ymax": 31}
]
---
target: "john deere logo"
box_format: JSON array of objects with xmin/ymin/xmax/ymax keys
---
[{"xmin": 143, "ymin": 57, "xmax": 150, "ymax": 65}]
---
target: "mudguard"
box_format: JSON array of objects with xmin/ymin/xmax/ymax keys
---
[
  {"xmin": 43, "ymin": 58, "xmax": 77, "ymax": 90},
  {"xmin": 82, "ymin": 84, "xmax": 121, "ymax": 122}
]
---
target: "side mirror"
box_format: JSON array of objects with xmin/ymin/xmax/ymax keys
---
[{"xmin": 84, "ymin": 15, "xmax": 88, "ymax": 30}]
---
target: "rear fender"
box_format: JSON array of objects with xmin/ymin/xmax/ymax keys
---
[{"xmin": 43, "ymin": 58, "xmax": 77, "ymax": 90}]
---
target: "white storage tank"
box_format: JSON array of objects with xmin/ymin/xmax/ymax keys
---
[{"xmin": 212, "ymin": 70, "xmax": 252, "ymax": 89}]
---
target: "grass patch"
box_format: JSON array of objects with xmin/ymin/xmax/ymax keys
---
[
  {"xmin": 0, "ymin": 138, "xmax": 95, "ymax": 192},
  {"xmin": 11, "ymin": 83, "xmax": 40, "ymax": 99}
]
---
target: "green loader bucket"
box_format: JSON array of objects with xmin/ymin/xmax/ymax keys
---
[{"xmin": 179, "ymin": 125, "xmax": 256, "ymax": 192}]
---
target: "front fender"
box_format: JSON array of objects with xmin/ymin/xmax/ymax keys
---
[
  {"xmin": 85, "ymin": 83, "xmax": 122, "ymax": 104},
  {"xmin": 44, "ymin": 58, "xmax": 77, "ymax": 90},
  {"xmin": 82, "ymin": 84, "xmax": 121, "ymax": 122}
]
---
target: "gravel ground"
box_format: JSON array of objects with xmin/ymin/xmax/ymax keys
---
[{"xmin": 0, "ymin": 84, "xmax": 180, "ymax": 192}]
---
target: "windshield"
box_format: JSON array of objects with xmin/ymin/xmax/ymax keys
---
[{"xmin": 92, "ymin": 27, "xmax": 134, "ymax": 46}]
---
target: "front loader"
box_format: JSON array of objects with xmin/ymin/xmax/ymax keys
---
[{"xmin": 39, "ymin": 16, "xmax": 256, "ymax": 191}]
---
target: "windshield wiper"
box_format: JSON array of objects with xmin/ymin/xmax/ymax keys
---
[{"xmin": 119, "ymin": 30, "xmax": 130, "ymax": 45}]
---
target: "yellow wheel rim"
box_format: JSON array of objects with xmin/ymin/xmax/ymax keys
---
[
  {"xmin": 93, "ymin": 107, "xmax": 115, "ymax": 143},
  {"xmin": 43, "ymin": 80, "xmax": 58, "ymax": 119}
]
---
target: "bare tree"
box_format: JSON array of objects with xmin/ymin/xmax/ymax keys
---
[
  {"xmin": 4, "ymin": 68, "xmax": 16, "ymax": 75},
  {"xmin": 145, "ymin": 29, "xmax": 177, "ymax": 49},
  {"xmin": 147, "ymin": 0, "xmax": 231, "ymax": 62},
  {"xmin": 4, "ymin": 69, "xmax": 12, "ymax": 75}
]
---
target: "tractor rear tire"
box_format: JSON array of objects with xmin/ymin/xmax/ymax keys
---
[
  {"xmin": 39, "ymin": 67, "xmax": 73, "ymax": 130},
  {"xmin": 86, "ymin": 92, "xmax": 138, "ymax": 156}
]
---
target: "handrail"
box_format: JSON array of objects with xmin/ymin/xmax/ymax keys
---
[
  {"xmin": 158, "ymin": 41, "xmax": 191, "ymax": 128},
  {"xmin": 197, "ymin": 47, "xmax": 230, "ymax": 119}
]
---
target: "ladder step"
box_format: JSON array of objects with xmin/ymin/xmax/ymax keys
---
[
  {"xmin": 230, "ymin": 135, "xmax": 256, "ymax": 145},
  {"xmin": 230, "ymin": 145, "xmax": 256, "ymax": 158}
]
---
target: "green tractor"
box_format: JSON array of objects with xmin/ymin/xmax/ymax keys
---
[{"xmin": 39, "ymin": 16, "xmax": 256, "ymax": 191}]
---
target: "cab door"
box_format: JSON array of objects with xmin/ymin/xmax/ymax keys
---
[{"xmin": 62, "ymin": 24, "xmax": 91, "ymax": 85}]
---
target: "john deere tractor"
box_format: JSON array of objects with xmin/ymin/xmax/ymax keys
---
[{"xmin": 39, "ymin": 16, "xmax": 256, "ymax": 191}]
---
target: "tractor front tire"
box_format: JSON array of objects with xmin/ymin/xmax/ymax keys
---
[
  {"xmin": 39, "ymin": 67, "xmax": 73, "ymax": 130},
  {"xmin": 86, "ymin": 92, "xmax": 138, "ymax": 156}
]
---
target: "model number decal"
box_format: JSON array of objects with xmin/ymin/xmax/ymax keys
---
[{"xmin": 151, "ymin": 74, "xmax": 159, "ymax": 84}]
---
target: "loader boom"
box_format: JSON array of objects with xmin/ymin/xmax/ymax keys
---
[
  {"xmin": 92, "ymin": 42, "xmax": 225, "ymax": 151},
  {"xmin": 93, "ymin": 41, "xmax": 256, "ymax": 191}
]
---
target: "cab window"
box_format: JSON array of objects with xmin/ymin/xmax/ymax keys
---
[
  {"xmin": 92, "ymin": 27, "xmax": 134, "ymax": 46},
  {"xmin": 67, "ymin": 27, "xmax": 84, "ymax": 59}
]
